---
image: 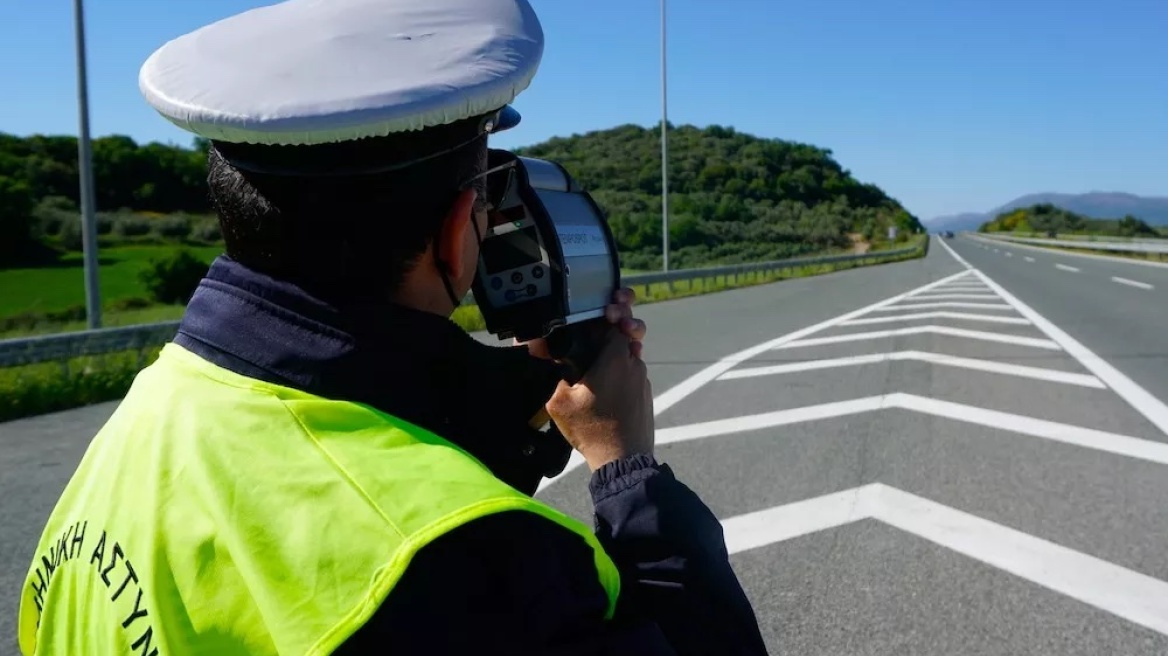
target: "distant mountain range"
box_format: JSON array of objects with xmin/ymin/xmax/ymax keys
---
[{"xmin": 926, "ymin": 192, "xmax": 1168, "ymax": 233}]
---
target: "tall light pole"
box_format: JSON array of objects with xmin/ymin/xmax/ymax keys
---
[
  {"xmin": 660, "ymin": 0, "xmax": 670, "ymax": 272},
  {"xmin": 73, "ymin": 0, "xmax": 101, "ymax": 329}
]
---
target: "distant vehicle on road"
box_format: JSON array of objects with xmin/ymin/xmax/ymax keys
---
[{"xmin": 941, "ymin": 231, "xmax": 955, "ymax": 239}]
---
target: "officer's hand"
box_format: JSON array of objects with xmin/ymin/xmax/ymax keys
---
[
  {"xmin": 519, "ymin": 287, "xmax": 647, "ymax": 360},
  {"xmin": 544, "ymin": 324, "xmax": 654, "ymax": 472}
]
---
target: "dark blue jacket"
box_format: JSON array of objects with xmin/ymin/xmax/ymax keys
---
[{"xmin": 174, "ymin": 257, "xmax": 769, "ymax": 655}]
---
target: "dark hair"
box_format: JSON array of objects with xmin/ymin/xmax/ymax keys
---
[{"xmin": 206, "ymin": 120, "xmax": 488, "ymax": 300}]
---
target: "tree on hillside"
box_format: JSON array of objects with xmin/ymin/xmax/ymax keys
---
[
  {"xmin": 0, "ymin": 124, "xmax": 919, "ymax": 271},
  {"xmin": 515, "ymin": 124, "xmax": 920, "ymax": 268},
  {"xmin": 0, "ymin": 176, "xmax": 37, "ymax": 266},
  {"xmin": 978, "ymin": 204, "xmax": 1166, "ymax": 238}
]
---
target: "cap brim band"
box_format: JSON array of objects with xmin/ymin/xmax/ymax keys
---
[{"xmin": 217, "ymin": 107, "xmax": 511, "ymax": 177}]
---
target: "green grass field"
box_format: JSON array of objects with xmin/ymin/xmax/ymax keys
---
[
  {"xmin": 0, "ymin": 236, "xmax": 928, "ymax": 423},
  {"xmin": 0, "ymin": 245, "xmax": 224, "ymax": 317}
]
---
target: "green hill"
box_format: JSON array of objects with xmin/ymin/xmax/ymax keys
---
[
  {"xmin": 978, "ymin": 203, "xmax": 1163, "ymax": 237},
  {"xmin": 1, "ymin": 124, "xmax": 920, "ymax": 273},
  {"xmin": 517, "ymin": 123, "xmax": 922, "ymax": 269}
]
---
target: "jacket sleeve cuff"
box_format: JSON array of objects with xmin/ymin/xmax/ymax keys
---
[{"xmin": 588, "ymin": 453, "xmax": 671, "ymax": 503}]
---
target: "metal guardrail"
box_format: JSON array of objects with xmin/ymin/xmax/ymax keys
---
[
  {"xmin": 0, "ymin": 242, "xmax": 923, "ymax": 368},
  {"xmin": 1007, "ymin": 233, "xmax": 1168, "ymax": 244},
  {"xmin": 978, "ymin": 233, "xmax": 1168, "ymax": 254}
]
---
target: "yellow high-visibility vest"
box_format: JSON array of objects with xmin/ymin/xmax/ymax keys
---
[{"xmin": 19, "ymin": 342, "xmax": 620, "ymax": 655}]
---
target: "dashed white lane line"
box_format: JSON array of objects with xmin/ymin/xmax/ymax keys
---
[
  {"xmin": 839, "ymin": 311, "xmax": 1030, "ymax": 327},
  {"xmin": 872, "ymin": 302, "xmax": 1013, "ymax": 312},
  {"xmin": 1024, "ymin": 257, "xmax": 1035, "ymax": 262},
  {"xmin": 655, "ymin": 392, "xmax": 1168, "ymax": 466},
  {"xmin": 1055, "ymin": 264, "xmax": 1081, "ymax": 272},
  {"xmin": 1112, "ymin": 277, "xmax": 1154, "ymax": 291},
  {"xmin": 1005, "ymin": 252, "xmax": 1013, "ymax": 257},
  {"xmin": 718, "ymin": 351, "xmax": 1104, "ymax": 388},
  {"xmin": 776, "ymin": 325, "xmax": 1061, "ymax": 351},
  {"xmin": 722, "ymin": 484, "xmax": 1168, "ymax": 637},
  {"xmin": 939, "ymin": 238, "xmax": 1168, "ymax": 437}
]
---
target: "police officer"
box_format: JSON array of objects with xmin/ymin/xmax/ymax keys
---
[{"xmin": 19, "ymin": 0, "xmax": 768, "ymax": 653}]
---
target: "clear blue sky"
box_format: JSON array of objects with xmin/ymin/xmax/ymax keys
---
[{"xmin": 2, "ymin": 0, "xmax": 1166, "ymax": 220}]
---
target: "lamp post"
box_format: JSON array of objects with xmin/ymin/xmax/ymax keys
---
[
  {"xmin": 73, "ymin": 0, "xmax": 101, "ymax": 328},
  {"xmin": 660, "ymin": 0, "xmax": 669, "ymax": 272}
]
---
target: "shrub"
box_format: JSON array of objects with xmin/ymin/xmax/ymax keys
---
[
  {"xmin": 139, "ymin": 249, "xmax": 209, "ymax": 304},
  {"xmin": 57, "ymin": 216, "xmax": 84, "ymax": 251},
  {"xmin": 32, "ymin": 196, "xmax": 78, "ymax": 238},
  {"xmin": 153, "ymin": 214, "xmax": 192, "ymax": 240},
  {"xmin": 191, "ymin": 218, "xmax": 222, "ymax": 243},
  {"xmin": 114, "ymin": 215, "xmax": 152, "ymax": 238}
]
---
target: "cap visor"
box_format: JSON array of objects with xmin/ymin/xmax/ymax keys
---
[{"xmin": 492, "ymin": 105, "xmax": 522, "ymax": 133}]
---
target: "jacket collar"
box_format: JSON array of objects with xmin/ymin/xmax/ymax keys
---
[{"xmin": 173, "ymin": 256, "xmax": 571, "ymax": 494}]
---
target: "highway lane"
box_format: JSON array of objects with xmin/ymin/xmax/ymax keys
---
[
  {"xmin": 7, "ymin": 238, "xmax": 1168, "ymax": 654},
  {"xmin": 0, "ymin": 245, "xmax": 956, "ymax": 655},
  {"xmin": 956, "ymin": 234, "xmax": 1168, "ymax": 414},
  {"xmin": 541, "ymin": 236, "xmax": 1168, "ymax": 654}
]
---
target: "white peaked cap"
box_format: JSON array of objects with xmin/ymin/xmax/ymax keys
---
[{"xmin": 138, "ymin": 0, "xmax": 543, "ymax": 146}]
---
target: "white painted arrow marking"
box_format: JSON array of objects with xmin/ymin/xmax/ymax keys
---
[
  {"xmin": 929, "ymin": 285, "xmax": 991, "ymax": 291},
  {"xmin": 839, "ymin": 311, "xmax": 1030, "ymax": 327},
  {"xmin": 718, "ymin": 351, "xmax": 1104, "ymax": 388},
  {"xmin": 537, "ymin": 269, "xmax": 977, "ymax": 492},
  {"xmin": 775, "ymin": 326, "xmax": 1060, "ymax": 351},
  {"xmin": 655, "ymin": 393, "xmax": 1168, "ymax": 466},
  {"xmin": 722, "ymin": 484, "xmax": 1168, "ymax": 637},
  {"xmin": 870, "ymin": 302, "xmax": 1013, "ymax": 311},
  {"xmin": 971, "ymin": 268, "xmax": 1168, "ymax": 437},
  {"xmin": 903, "ymin": 293, "xmax": 1002, "ymax": 301}
]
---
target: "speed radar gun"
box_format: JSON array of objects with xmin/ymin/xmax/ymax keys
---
[{"xmin": 471, "ymin": 149, "xmax": 621, "ymax": 383}]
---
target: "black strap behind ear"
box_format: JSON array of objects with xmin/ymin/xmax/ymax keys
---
[
  {"xmin": 433, "ymin": 238, "xmax": 463, "ymax": 312},
  {"xmin": 434, "ymin": 204, "xmax": 487, "ymax": 314}
]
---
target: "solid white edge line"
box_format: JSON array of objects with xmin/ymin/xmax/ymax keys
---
[
  {"xmin": 718, "ymin": 351, "xmax": 1105, "ymax": 388},
  {"xmin": 536, "ymin": 257, "xmax": 975, "ymax": 493},
  {"xmin": 1112, "ymin": 277, "xmax": 1154, "ymax": 290},
  {"xmin": 1055, "ymin": 264, "xmax": 1081, "ymax": 272},
  {"xmin": 839, "ymin": 311, "xmax": 1030, "ymax": 327},
  {"xmin": 776, "ymin": 325, "xmax": 1061, "ymax": 351},
  {"xmin": 938, "ymin": 238, "xmax": 1168, "ymax": 437},
  {"xmin": 973, "ymin": 269, "xmax": 1168, "ymax": 437},
  {"xmin": 722, "ymin": 484, "xmax": 1168, "ymax": 637}
]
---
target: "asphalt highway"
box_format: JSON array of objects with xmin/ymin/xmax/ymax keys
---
[{"xmin": 4, "ymin": 236, "xmax": 1168, "ymax": 655}]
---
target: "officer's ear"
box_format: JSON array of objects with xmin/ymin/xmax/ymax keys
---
[{"xmin": 435, "ymin": 187, "xmax": 479, "ymax": 283}]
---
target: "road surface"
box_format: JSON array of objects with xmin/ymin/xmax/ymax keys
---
[{"xmin": 4, "ymin": 236, "xmax": 1168, "ymax": 655}]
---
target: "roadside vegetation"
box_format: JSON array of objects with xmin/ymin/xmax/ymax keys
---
[
  {"xmin": 0, "ymin": 125, "xmax": 927, "ymax": 420},
  {"xmin": 1, "ymin": 236, "xmax": 927, "ymax": 423},
  {"xmin": 977, "ymin": 204, "xmax": 1168, "ymax": 263}
]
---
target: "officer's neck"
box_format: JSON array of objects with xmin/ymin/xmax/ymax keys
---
[{"xmin": 389, "ymin": 267, "xmax": 465, "ymax": 318}]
